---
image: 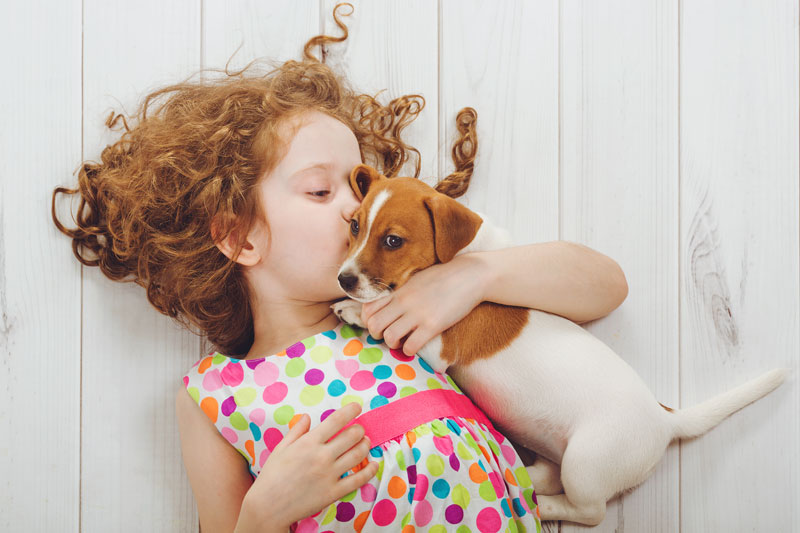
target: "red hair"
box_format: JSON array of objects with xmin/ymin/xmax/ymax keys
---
[{"xmin": 51, "ymin": 2, "xmax": 478, "ymax": 356}]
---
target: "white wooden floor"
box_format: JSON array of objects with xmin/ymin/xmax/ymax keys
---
[{"xmin": 2, "ymin": 0, "xmax": 798, "ymax": 531}]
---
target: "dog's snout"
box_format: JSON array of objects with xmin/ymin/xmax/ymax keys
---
[{"xmin": 338, "ymin": 272, "xmax": 358, "ymax": 291}]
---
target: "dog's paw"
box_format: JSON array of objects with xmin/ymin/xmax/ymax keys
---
[{"xmin": 330, "ymin": 299, "xmax": 366, "ymax": 328}]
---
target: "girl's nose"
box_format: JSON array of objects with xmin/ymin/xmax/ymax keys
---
[{"xmin": 343, "ymin": 195, "xmax": 360, "ymax": 222}]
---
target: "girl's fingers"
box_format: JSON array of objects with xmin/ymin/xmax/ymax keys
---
[
  {"xmin": 274, "ymin": 413, "xmax": 310, "ymax": 449},
  {"xmin": 334, "ymin": 461, "xmax": 379, "ymax": 500},
  {"xmin": 327, "ymin": 423, "xmax": 367, "ymax": 458},
  {"xmin": 333, "ymin": 435, "xmax": 372, "ymax": 473},
  {"xmin": 313, "ymin": 401, "xmax": 362, "ymax": 443}
]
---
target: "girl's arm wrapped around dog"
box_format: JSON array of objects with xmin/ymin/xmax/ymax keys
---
[
  {"xmin": 472, "ymin": 240, "xmax": 628, "ymax": 324},
  {"xmin": 359, "ymin": 240, "xmax": 627, "ymax": 356}
]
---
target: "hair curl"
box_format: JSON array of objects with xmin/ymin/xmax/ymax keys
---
[{"xmin": 51, "ymin": 2, "xmax": 479, "ymax": 357}]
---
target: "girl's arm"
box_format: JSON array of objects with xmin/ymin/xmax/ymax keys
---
[
  {"xmin": 468, "ymin": 240, "xmax": 629, "ymax": 324},
  {"xmin": 360, "ymin": 240, "xmax": 629, "ymax": 357}
]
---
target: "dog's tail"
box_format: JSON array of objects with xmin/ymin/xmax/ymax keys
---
[{"xmin": 667, "ymin": 368, "xmax": 789, "ymax": 440}]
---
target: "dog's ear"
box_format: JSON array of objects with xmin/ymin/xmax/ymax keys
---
[
  {"xmin": 349, "ymin": 164, "xmax": 385, "ymax": 201},
  {"xmin": 422, "ymin": 193, "xmax": 484, "ymax": 263}
]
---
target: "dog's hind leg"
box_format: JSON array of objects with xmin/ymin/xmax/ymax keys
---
[
  {"xmin": 536, "ymin": 428, "xmax": 613, "ymax": 525},
  {"xmin": 525, "ymin": 455, "xmax": 563, "ymax": 496}
]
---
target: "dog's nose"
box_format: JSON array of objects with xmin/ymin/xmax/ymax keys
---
[{"xmin": 338, "ymin": 272, "xmax": 358, "ymax": 291}]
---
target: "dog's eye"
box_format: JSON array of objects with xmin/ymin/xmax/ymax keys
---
[
  {"xmin": 384, "ymin": 235, "xmax": 403, "ymax": 248},
  {"xmin": 350, "ymin": 219, "xmax": 359, "ymax": 235}
]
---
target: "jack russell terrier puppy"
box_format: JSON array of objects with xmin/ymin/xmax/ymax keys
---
[{"xmin": 330, "ymin": 163, "xmax": 789, "ymax": 526}]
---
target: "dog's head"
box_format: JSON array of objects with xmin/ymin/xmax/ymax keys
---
[{"xmin": 337, "ymin": 164, "xmax": 483, "ymax": 302}]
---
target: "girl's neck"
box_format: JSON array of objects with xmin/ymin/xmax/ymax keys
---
[{"xmin": 242, "ymin": 307, "xmax": 342, "ymax": 360}]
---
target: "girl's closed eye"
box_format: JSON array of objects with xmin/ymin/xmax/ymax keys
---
[{"xmin": 309, "ymin": 190, "xmax": 330, "ymax": 198}]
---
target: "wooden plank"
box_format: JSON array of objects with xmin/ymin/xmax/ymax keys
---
[
  {"xmin": 81, "ymin": 0, "xmax": 202, "ymax": 530},
  {"xmin": 0, "ymin": 1, "xmax": 82, "ymax": 531},
  {"xmin": 440, "ymin": 0, "xmax": 559, "ymax": 245},
  {"xmin": 321, "ymin": 0, "xmax": 438, "ymax": 184},
  {"xmin": 679, "ymin": 0, "xmax": 800, "ymax": 530},
  {"xmin": 204, "ymin": 0, "xmax": 319, "ymax": 72},
  {"xmin": 561, "ymin": 1, "xmax": 680, "ymax": 531}
]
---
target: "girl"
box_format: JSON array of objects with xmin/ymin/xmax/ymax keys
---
[{"xmin": 51, "ymin": 4, "xmax": 627, "ymax": 531}]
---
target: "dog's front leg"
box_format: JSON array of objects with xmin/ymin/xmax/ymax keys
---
[{"xmin": 330, "ymin": 299, "xmax": 367, "ymax": 329}]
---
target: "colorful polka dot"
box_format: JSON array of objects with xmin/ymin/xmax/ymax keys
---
[
  {"xmin": 388, "ymin": 476, "xmax": 407, "ymax": 498},
  {"xmin": 253, "ymin": 361, "xmax": 278, "ymax": 387},
  {"xmin": 373, "ymin": 364, "xmax": 392, "ymax": 379},
  {"xmin": 286, "ymin": 341, "xmax": 306, "ymax": 358},
  {"xmin": 375, "ymin": 382, "xmax": 396, "ymax": 399},
  {"xmin": 336, "ymin": 502, "xmax": 355, "ymax": 522},
  {"xmin": 413, "ymin": 499, "xmax": 433, "ymax": 526},
  {"xmin": 328, "ymin": 379, "xmax": 346, "ymax": 396},
  {"xmin": 305, "ymin": 368, "xmax": 324, "ymax": 385},
  {"xmin": 350, "ymin": 370, "xmax": 376, "ymax": 391},
  {"xmin": 373, "ymin": 499, "xmax": 397, "ymax": 526},
  {"xmin": 220, "ymin": 362, "xmax": 244, "ymax": 386},
  {"xmin": 310, "ymin": 345, "xmax": 332, "ymax": 364},
  {"xmin": 273, "ymin": 405, "xmax": 294, "ymax": 425},
  {"xmin": 476, "ymin": 508, "xmax": 502, "ymax": 532},
  {"xmin": 446, "ymin": 504, "xmax": 464, "ymax": 524},
  {"xmin": 359, "ymin": 347, "xmax": 383, "ymax": 364},
  {"xmin": 370, "ymin": 395, "xmax": 389, "ymax": 409},
  {"xmin": 335, "ymin": 358, "xmax": 359, "ymax": 378},
  {"xmin": 262, "ymin": 382, "xmax": 288, "ymax": 404},
  {"xmin": 249, "ymin": 407, "xmax": 265, "ymax": 426},
  {"xmin": 285, "ymin": 357, "xmax": 306, "ymax": 377},
  {"xmin": 395, "ymin": 364, "xmax": 416, "ymax": 380},
  {"xmin": 432, "ymin": 479, "xmax": 451, "ymax": 498},
  {"xmin": 233, "ymin": 387, "xmax": 256, "ymax": 407},
  {"xmin": 299, "ymin": 385, "xmax": 324, "ymax": 406}
]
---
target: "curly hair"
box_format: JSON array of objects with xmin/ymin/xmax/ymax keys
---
[{"xmin": 50, "ymin": 2, "xmax": 479, "ymax": 357}]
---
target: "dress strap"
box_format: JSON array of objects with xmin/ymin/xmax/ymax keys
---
[{"xmin": 331, "ymin": 388, "xmax": 494, "ymax": 447}]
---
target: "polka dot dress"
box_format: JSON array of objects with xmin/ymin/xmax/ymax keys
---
[{"xmin": 182, "ymin": 320, "xmax": 542, "ymax": 532}]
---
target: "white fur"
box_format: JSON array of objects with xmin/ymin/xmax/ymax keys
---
[
  {"xmin": 334, "ymin": 209, "xmax": 790, "ymax": 526},
  {"xmin": 338, "ymin": 188, "xmax": 394, "ymax": 303}
]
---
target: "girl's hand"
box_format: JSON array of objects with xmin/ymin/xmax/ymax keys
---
[
  {"xmin": 243, "ymin": 402, "xmax": 378, "ymax": 529},
  {"xmin": 360, "ymin": 252, "xmax": 489, "ymax": 357}
]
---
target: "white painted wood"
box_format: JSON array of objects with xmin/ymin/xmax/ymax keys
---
[
  {"xmin": 204, "ymin": 0, "xmax": 319, "ymax": 75},
  {"xmin": 0, "ymin": 1, "xmax": 82, "ymax": 531},
  {"xmin": 440, "ymin": 0, "xmax": 560, "ymax": 247},
  {"xmin": 679, "ymin": 0, "xmax": 799, "ymax": 530},
  {"xmin": 80, "ymin": 0, "xmax": 202, "ymax": 530},
  {"xmin": 2, "ymin": 1, "xmax": 797, "ymax": 531},
  {"xmin": 322, "ymin": 0, "xmax": 439, "ymax": 185},
  {"xmin": 561, "ymin": 1, "xmax": 680, "ymax": 531}
]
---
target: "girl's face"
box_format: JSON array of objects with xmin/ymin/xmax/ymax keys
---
[{"xmin": 247, "ymin": 109, "xmax": 363, "ymax": 303}]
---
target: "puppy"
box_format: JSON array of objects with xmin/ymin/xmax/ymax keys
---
[{"xmin": 331, "ymin": 163, "xmax": 789, "ymax": 526}]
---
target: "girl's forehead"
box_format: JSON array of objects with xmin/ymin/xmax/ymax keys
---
[{"xmin": 276, "ymin": 113, "xmax": 359, "ymax": 175}]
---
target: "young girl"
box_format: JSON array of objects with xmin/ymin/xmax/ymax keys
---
[{"xmin": 51, "ymin": 4, "xmax": 627, "ymax": 531}]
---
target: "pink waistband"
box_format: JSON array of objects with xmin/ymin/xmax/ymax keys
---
[{"xmin": 332, "ymin": 388, "xmax": 494, "ymax": 447}]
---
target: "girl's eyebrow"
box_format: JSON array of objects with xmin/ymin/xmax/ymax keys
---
[
  {"xmin": 290, "ymin": 161, "xmax": 355, "ymax": 184},
  {"xmin": 289, "ymin": 162, "xmax": 334, "ymax": 180}
]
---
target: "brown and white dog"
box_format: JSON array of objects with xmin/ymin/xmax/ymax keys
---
[{"xmin": 330, "ymin": 163, "xmax": 789, "ymax": 526}]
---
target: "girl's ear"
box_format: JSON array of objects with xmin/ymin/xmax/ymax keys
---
[
  {"xmin": 349, "ymin": 164, "xmax": 385, "ymax": 201},
  {"xmin": 211, "ymin": 215, "xmax": 261, "ymax": 267}
]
